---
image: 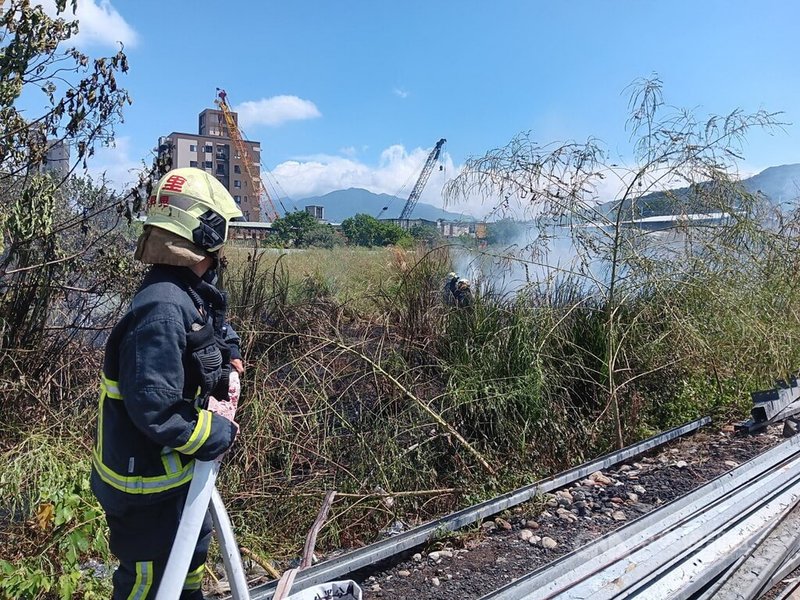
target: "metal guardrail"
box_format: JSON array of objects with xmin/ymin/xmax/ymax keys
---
[{"xmin": 248, "ymin": 417, "xmax": 711, "ymax": 599}]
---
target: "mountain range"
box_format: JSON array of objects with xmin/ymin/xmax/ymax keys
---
[
  {"xmin": 272, "ymin": 164, "xmax": 800, "ymax": 224},
  {"xmin": 279, "ymin": 188, "xmax": 476, "ymax": 223},
  {"xmin": 599, "ymin": 163, "xmax": 800, "ymax": 219}
]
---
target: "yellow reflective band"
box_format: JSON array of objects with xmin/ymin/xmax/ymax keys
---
[
  {"xmin": 92, "ymin": 450, "xmax": 195, "ymax": 495},
  {"xmin": 161, "ymin": 448, "xmax": 182, "ymax": 475},
  {"xmin": 101, "ymin": 373, "xmax": 121, "ymax": 399},
  {"xmin": 183, "ymin": 564, "xmax": 204, "ymax": 590},
  {"xmin": 174, "ymin": 409, "xmax": 212, "ymax": 455},
  {"xmin": 127, "ymin": 561, "xmax": 153, "ymax": 600},
  {"xmin": 97, "ymin": 390, "xmax": 105, "ymax": 457}
]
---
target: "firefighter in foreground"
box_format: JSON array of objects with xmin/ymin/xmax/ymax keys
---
[{"xmin": 90, "ymin": 168, "xmax": 245, "ymax": 599}]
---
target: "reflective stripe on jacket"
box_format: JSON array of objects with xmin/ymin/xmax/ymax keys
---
[{"xmin": 91, "ymin": 265, "xmax": 238, "ymax": 508}]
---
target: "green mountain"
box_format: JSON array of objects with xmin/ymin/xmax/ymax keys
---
[
  {"xmin": 741, "ymin": 164, "xmax": 800, "ymax": 206},
  {"xmin": 598, "ymin": 164, "xmax": 800, "ymax": 219},
  {"xmin": 281, "ymin": 188, "xmax": 475, "ymax": 223}
]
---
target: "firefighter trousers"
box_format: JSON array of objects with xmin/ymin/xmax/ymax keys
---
[{"xmin": 106, "ymin": 493, "xmax": 213, "ymax": 600}]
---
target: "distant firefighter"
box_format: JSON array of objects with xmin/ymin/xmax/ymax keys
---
[
  {"xmin": 443, "ymin": 272, "xmax": 473, "ymax": 308},
  {"xmin": 444, "ymin": 272, "xmax": 459, "ymax": 304}
]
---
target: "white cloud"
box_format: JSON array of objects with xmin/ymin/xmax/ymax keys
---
[
  {"xmin": 85, "ymin": 136, "xmax": 144, "ymax": 189},
  {"xmin": 393, "ymin": 87, "xmax": 409, "ymax": 99},
  {"xmin": 270, "ymin": 142, "xmax": 491, "ymax": 219},
  {"xmin": 270, "ymin": 143, "xmax": 780, "ymax": 222},
  {"xmin": 40, "ymin": 0, "xmax": 138, "ymax": 49},
  {"xmin": 234, "ymin": 96, "xmax": 321, "ymax": 128}
]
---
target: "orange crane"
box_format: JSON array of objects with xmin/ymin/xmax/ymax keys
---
[{"xmin": 214, "ymin": 89, "xmax": 281, "ymax": 222}]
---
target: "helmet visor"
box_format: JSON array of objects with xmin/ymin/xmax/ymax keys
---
[{"xmin": 192, "ymin": 210, "xmax": 228, "ymax": 251}]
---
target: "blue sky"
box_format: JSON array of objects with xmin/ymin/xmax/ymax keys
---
[{"xmin": 56, "ymin": 0, "xmax": 800, "ymax": 217}]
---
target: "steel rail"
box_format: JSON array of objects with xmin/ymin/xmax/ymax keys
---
[
  {"xmin": 630, "ymin": 470, "xmax": 800, "ymax": 599},
  {"xmin": 557, "ymin": 452, "xmax": 800, "ymax": 599},
  {"xmin": 690, "ymin": 527, "xmax": 770, "ymax": 600},
  {"xmin": 691, "ymin": 510, "xmax": 800, "ymax": 600},
  {"xmin": 763, "ymin": 548, "xmax": 800, "ymax": 597},
  {"xmin": 485, "ymin": 439, "xmax": 800, "ymax": 599},
  {"xmin": 710, "ymin": 498, "xmax": 800, "ymax": 599},
  {"xmin": 246, "ymin": 416, "xmax": 711, "ymax": 600},
  {"xmin": 481, "ymin": 433, "xmax": 800, "ymax": 600},
  {"xmin": 775, "ymin": 573, "xmax": 800, "ymax": 600},
  {"xmin": 702, "ymin": 537, "xmax": 800, "ymax": 599},
  {"xmin": 693, "ymin": 506, "xmax": 798, "ymax": 600}
]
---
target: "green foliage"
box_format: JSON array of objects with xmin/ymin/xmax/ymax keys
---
[
  {"xmin": 446, "ymin": 76, "xmax": 785, "ymax": 447},
  {"xmin": 341, "ymin": 213, "xmax": 413, "ymax": 247},
  {"xmin": 0, "ymin": 1, "xmax": 131, "ymax": 179},
  {"xmin": 0, "ymin": 174, "xmax": 142, "ymax": 358},
  {"xmin": 409, "ymin": 224, "xmax": 442, "ymax": 246},
  {"xmin": 441, "ymin": 300, "xmax": 545, "ymax": 446},
  {"xmin": 0, "ymin": 6, "xmax": 155, "ymax": 598},
  {"xmin": 0, "ymin": 434, "xmax": 112, "ymax": 600},
  {"xmin": 270, "ymin": 210, "xmax": 340, "ymax": 248}
]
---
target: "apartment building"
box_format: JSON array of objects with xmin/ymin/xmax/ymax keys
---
[
  {"xmin": 42, "ymin": 139, "xmax": 70, "ymax": 179},
  {"xmin": 157, "ymin": 108, "xmax": 263, "ymax": 221}
]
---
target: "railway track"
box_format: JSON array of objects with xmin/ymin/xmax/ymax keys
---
[
  {"xmin": 231, "ymin": 379, "xmax": 800, "ymax": 599},
  {"xmin": 483, "ymin": 431, "xmax": 800, "ymax": 600},
  {"xmin": 245, "ymin": 417, "xmax": 711, "ymax": 599}
]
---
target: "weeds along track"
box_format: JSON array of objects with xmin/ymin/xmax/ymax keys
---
[{"xmin": 245, "ymin": 418, "xmax": 709, "ymax": 599}]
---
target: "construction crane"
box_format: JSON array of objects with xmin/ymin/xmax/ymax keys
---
[
  {"xmin": 214, "ymin": 89, "xmax": 281, "ymax": 222},
  {"xmin": 399, "ymin": 138, "xmax": 446, "ymax": 220},
  {"xmin": 377, "ymin": 138, "xmax": 447, "ymax": 220}
]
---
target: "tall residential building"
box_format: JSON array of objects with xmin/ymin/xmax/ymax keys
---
[
  {"xmin": 42, "ymin": 139, "xmax": 70, "ymax": 179},
  {"xmin": 157, "ymin": 108, "xmax": 263, "ymax": 221}
]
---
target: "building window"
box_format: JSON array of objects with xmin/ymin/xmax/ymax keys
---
[
  {"xmin": 189, "ymin": 144, "xmax": 197, "ymax": 152},
  {"xmin": 190, "ymin": 160, "xmax": 198, "ymax": 168},
  {"xmin": 234, "ymin": 180, "xmax": 241, "ymax": 188},
  {"xmin": 234, "ymin": 165, "xmax": 241, "ymax": 174},
  {"xmin": 204, "ymin": 161, "xmax": 213, "ymax": 169},
  {"xmin": 216, "ymin": 164, "xmax": 225, "ymax": 174},
  {"xmin": 234, "ymin": 195, "xmax": 241, "ymax": 204},
  {"xmin": 204, "ymin": 145, "xmax": 213, "ymax": 153}
]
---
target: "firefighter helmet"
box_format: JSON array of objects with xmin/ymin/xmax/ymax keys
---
[{"xmin": 144, "ymin": 168, "xmax": 243, "ymax": 252}]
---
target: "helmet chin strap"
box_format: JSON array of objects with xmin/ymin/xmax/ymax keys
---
[{"xmin": 203, "ymin": 252, "xmax": 220, "ymax": 286}]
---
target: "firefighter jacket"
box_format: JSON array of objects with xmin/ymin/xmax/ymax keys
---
[{"xmin": 91, "ymin": 265, "xmax": 239, "ymax": 509}]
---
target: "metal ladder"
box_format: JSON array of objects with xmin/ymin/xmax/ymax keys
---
[{"xmin": 155, "ymin": 459, "xmax": 250, "ymax": 600}]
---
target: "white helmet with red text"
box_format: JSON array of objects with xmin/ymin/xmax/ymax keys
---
[{"xmin": 144, "ymin": 167, "xmax": 242, "ymax": 252}]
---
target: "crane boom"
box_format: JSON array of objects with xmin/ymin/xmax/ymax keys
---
[
  {"xmin": 399, "ymin": 138, "xmax": 446, "ymax": 220},
  {"xmin": 214, "ymin": 90, "xmax": 280, "ymax": 222}
]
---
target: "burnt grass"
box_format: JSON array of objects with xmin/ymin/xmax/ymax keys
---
[{"xmin": 356, "ymin": 426, "xmax": 783, "ymax": 600}]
